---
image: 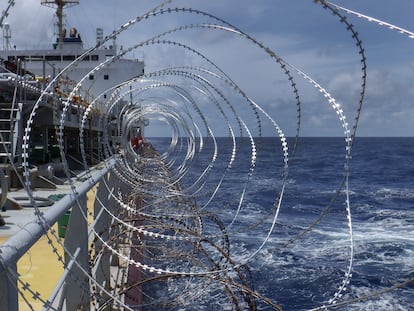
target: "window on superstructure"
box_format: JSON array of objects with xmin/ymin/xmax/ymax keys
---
[
  {"xmin": 45, "ymin": 55, "xmax": 61, "ymax": 61},
  {"xmin": 89, "ymin": 74, "xmax": 94, "ymax": 80},
  {"xmin": 104, "ymin": 74, "xmax": 109, "ymax": 80},
  {"xmin": 63, "ymin": 55, "xmax": 76, "ymax": 61},
  {"xmin": 91, "ymin": 55, "xmax": 99, "ymax": 61}
]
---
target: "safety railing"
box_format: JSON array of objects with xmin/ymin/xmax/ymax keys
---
[{"xmin": 0, "ymin": 162, "xmax": 113, "ymax": 310}]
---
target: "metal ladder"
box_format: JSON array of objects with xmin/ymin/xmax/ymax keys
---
[
  {"xmin": 0, "ymin": 101, "xmax": 22, "ymax": 165},
  {"xmin": 0, "ymin": 98, "xmax": 22, "ymax": 209}
]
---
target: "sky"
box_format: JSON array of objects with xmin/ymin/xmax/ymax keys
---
[{"xmin": 2, "ymin": 0, "xmax": 414, "ymax": 137}]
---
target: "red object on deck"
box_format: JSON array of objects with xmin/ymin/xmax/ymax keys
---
[{"xmin": 131, "ymin": 137, "xmax": 139, "ymax": 150}]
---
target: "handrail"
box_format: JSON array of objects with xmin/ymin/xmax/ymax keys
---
[{"xmin": 0, "ymin": 162, "xmax": 112, "ymax": 273}]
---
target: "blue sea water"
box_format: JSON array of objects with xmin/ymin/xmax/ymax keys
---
[{"xmin": 146, "ymin": 137, "xmax": 414, "ymax": 310}]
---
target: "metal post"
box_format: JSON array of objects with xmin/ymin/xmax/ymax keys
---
[
  {"xmin": 92, "ymin": 173, "xmax": 113, "ymax": 310},
  {"xmin": 62, "ymin": 193, "xmax": 89, "ymax": 310},
  {"xmin": 0, "ymin": 262, "xmax": 18, "ymax": 311},
  {"xmin": 44, "ymin": 247, "xmax": 81, "ymax": 310}
]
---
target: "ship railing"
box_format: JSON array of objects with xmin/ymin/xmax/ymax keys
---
[{"xmin": 0, "ymin": 159, "xmax": 115, "ymax": 310}]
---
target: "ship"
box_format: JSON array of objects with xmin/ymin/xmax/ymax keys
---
[
  {"xmin": 0, "ymin": 0, "xmax": 145, "ymax": 209},
  {"xmin": 0, "ymin": 1, "xmax": 149, "ymax": 310}
]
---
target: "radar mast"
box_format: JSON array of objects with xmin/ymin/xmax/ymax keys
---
[{"xmin": 41, "ymin": 0, "xmax": 79, "ymax": 49}]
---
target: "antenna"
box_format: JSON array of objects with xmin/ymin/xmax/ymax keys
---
[
  {"xmin": 3, "ymin": 23, "xmax": 11, "ymax": 51},
  {"xmin": 41, "ymin": 0, "xmax": 79, "ymax": 49},
  {"xmin": 96, "ymin": 27, "xmax": 103, "ymax": 46}
]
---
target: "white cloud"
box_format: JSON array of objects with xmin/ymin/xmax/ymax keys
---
[{"xmin": 2, "ymin": 0, "xmax": 414, "ymax": 136}]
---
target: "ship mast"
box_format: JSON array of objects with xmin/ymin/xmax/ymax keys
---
[{"xmin": 41, "ymin": 0, "xmax": 79, "ymax": 49}]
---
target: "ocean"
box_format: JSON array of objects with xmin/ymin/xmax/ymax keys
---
[{"xmin": 145, "ymin": 136, "xmax": 414, "ymax": 310}]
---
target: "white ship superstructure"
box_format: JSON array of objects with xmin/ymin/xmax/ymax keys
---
[
  {"xmin": 0, "ymin": 1, "xmax": 144, "ymax": 98},
  {"xmin": 1, "ymin": 43, "xmax": 144, "ymax": 97}
]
